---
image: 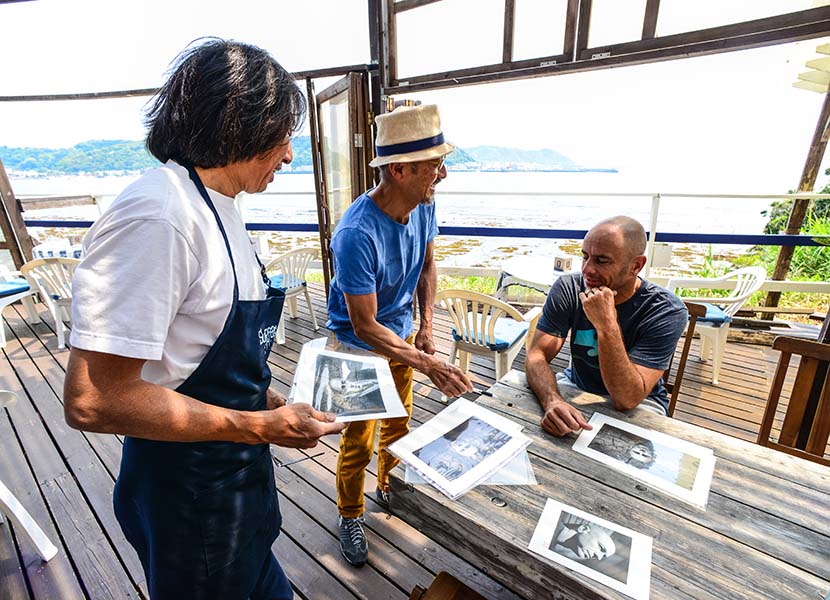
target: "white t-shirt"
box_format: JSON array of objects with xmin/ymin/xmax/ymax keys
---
[{"xmin": 70, "ymin": 160, "xmax": 266, "ymax": 388}]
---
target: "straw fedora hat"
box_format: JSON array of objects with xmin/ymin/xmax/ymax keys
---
[{"xmin": 368, "ymin": 104, "xmax": 455, "ymax": 168}]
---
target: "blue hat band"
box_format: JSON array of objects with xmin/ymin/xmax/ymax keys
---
[{"xmin": 376, "ymin": 133, "xmax": 445, "ymax": 157}]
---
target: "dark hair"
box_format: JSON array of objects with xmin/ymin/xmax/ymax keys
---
[{"xmin": 145, "ymin": 38, "xmax": 307, "ymax": 167}]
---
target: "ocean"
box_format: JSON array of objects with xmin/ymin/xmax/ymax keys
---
[{"xmin": 11, "ymin": 171, "xmax": 775, "ymax": 272}]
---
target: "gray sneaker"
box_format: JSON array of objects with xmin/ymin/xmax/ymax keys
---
[
  {"xmin": 375, "ymin": 487, "xmax": 390, "ymax": 510},
  {"xmin": 338, "ymin": 515, "xmax": 368, "ymax": 567}
]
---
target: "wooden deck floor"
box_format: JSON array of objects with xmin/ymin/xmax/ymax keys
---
[{"xmin": 0, "ymin": 283, "xmax": 820, "ymax": 599}]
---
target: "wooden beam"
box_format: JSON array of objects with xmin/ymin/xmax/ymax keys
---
[
  {"xmin": 0, "ymin": 158, "xmax": 33, "ymax": 268},
  {"xmin": 642, "ymin": 0, "xmax": 660, "ymax": 40},
  {"xmin": 575, "ymin": 0, "xmax": 592, "ymax": 56},
  {"xmin": 393, "ymin": 0, "xmax": 442, "ymax": 13},
  {"xmin": 563, "ymin": 0, "xmax": 579, "ymax": 59},
  {"xmin": 368, "ymin": 0, "xmax": 381, "ymax": 64},
  {"xmin": 503, "ymin": 0, "xmax": 516, "ymax": 64},
  {"xmin": 380, "ymin": 0, "xmax": 396, "ymax": 89},
  {"xmin": 19, "ymin": 195, "xmax": 97, "ymax": 211},
  {"xmin": 765, "ymin": 90, "xmax": 830, "ymax": 314}
]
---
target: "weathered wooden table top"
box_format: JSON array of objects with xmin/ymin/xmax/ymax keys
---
[{"xmin": 389, "ymin": 369, "xmax": 830, "ymax": 600}]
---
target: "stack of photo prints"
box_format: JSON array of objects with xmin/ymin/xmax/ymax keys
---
[
  {"xmin": 388, "ymin": 399, "xmax": 533, "ymax": 500},
  {"xmin": 290, "ymin": 341, "xmax": 407, "ymax": 423}
]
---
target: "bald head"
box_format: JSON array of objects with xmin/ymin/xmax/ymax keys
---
[{"xmin": 591, "ymin": 216, "xmax": 647, "ymax": 259}]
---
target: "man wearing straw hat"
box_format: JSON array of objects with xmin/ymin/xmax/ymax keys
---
[{"xmin": 327, "ymin": 103, "xmax": 473, "ymax": 567}]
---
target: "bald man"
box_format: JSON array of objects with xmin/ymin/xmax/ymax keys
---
[{"xmin": 526, "ymin": 216, "xmax": 688, "ymax": 437}]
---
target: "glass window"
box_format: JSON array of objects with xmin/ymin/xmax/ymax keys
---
[
  {"xmin": 396, "ymin": 0, "xmax": 505, "ymax": 79},
  {"xmin": 512, "ymin": 0, "xmax": 569, "ymax": 61},
  {"xmin": 588, "ymin": 0, "xmax": 648, "ymax": 48},
  {"xmin": 656, "ymin": 0, "xmax": 815, "ymax": 37}
]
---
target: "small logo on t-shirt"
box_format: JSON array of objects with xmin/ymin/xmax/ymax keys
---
[
  {"xmin": 573, "ymin": 328, "xmax": 599, "ymax": 358},
  {"xmin": 258, "ymin": 324, "xmax": 279, "ymax": 347}
]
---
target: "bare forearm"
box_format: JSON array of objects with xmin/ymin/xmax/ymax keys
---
[
  {"xmin": 353, "ymin": 319, "xmax": 437, "ymax": 373},
  {"xmin": 416, "ymin": 257, "xmax": 437, "ymax": 330},
  {"xmin": 65, "ymin": 376, "xmax": 265, "ymax": 444},
  {"xmin": 596, "ymin": 326, "xmax": 648, "ymax": 410},
  {"xmin": 526, "ymin": 352, "xmax": 566, "ymax": 411}
]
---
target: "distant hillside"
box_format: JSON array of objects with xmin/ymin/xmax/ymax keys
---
[
  {"xmin": 0, "ymin": 138, "xmax": 605, "ymax": 175},
  {"xmin": 1, "ymin": 140, "xmax": 159, "ymax": 174},
  {"xmin": 465, "ymin": 145, "xmax": 579, "ymax": 169}
]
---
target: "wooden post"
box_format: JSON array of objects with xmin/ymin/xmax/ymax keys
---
[
  {"xmin": 0, "ymin": 157, "xmax": 33, "ymax": 269},
  {"xmin": 764, "ymin": 90, "xmax": 830, "ymax": 316}
]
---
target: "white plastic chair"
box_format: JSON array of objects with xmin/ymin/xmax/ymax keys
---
[
  {"xmin": 0, "ymin": 266, "xmax": 39, "ymax": 348},
  {"xmin": 0, "ymin": 390, "xmax": 58, "ymax": 562},
  {"xmin": 264, "ymin": 248, "xmax": 319, "ymax": 345},
  {"xmin": 437, "ymin": 289, "xmax": 542, "ymax": 381},
  {"xmin": 667, "ymin": 266, "xmax": 766, "ymax": 385},
  {"xmin": 20, "ymin": 258, "xmax": 80, "ymax": 350}
]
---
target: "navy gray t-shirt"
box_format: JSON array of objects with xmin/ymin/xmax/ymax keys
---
[{"xmin": 536, "ymin": 273, "xmax": 688, "ymax": 413}]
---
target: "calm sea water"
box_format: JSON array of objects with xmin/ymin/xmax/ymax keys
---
[{"xmin": 12, "ymin": 171, "xmax": 774, "ymax": 270}]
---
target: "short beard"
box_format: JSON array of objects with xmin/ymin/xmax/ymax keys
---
[{"xmin": 420, "ymin": 194, "xmax": 434, "ymax": 205}]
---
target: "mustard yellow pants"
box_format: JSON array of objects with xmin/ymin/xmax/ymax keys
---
[{"xmin": 336, "ymin": 342, "xmax": 414, "ymax": 518}]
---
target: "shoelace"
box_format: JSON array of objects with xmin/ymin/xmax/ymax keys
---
[{"xmin": 342, "ymin": 517, "xmax": 365, "ymax": 546}]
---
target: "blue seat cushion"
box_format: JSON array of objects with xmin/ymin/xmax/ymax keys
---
[
  {"xmin": 269, "ymin": 274, "xmax": 305, "ymax": 290},
  {"xmin": 697, "ymin": 302, "xmax": 732, "ymax": 326},
  {"xmin": 0, "ymin": 280, "xmax": 30, "ymax": 298},
  {"xmin": 452, "ymin": 317, "xmax": 529, "ymax": 351}
]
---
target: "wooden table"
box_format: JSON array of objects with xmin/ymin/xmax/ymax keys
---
[{"xmin": 389, "ymin": 370, "xmax": 830, "ymax": 600}]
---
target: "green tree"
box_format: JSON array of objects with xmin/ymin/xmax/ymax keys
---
[{"xmin": 762, "ymin": 168, "xmax": 830, "ymax": 234}]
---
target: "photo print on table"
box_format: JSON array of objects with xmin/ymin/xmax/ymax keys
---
[
  {"xmin": 388, "ymin": 399, "xmax": 532, "ymax": 499},
  {"xmin": 291, "ymin": 344, "xmax": 406, "ymax": 423},
  {"xmin": 587, "ymin": 423, "xmax": 699, "ymax": 490},
  {"xmin": 413, "ymin": 416, "xmax": 512, "ymax": 481},
  {"xmin": 573, "ymin": 413, "xmax": 716, "ymax": 508},
  {"xmin": 529, "ymin": 499, "xmax": 652, "ymax": 600}
]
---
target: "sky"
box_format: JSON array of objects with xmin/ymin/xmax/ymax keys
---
[{"xmin": 1, "ymin": 0, "xmax": 829, "ymax": 195}]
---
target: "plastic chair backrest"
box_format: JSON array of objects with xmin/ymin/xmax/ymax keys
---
[
  {"xmin": 265, "ymin": 247, "xmax": 318, "ymax": 291},
  {"xmin": 20, "ymin": 258, "xmax": 79, "ymax": 302},
  {"xmin": 436, "ymin": 289, "xmax": 524, "ymax": 350},
  {"xmin": 719, "ymin": 266, "xmax": 767, "ymax": 317},
  {"xmin": 666, "ymin": 266, "xmax": 766, "ymax": 318}
]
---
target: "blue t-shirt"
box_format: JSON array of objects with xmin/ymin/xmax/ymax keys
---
[
  {"xmin": 326, "ymin": 192, "xmax": 438, "ymax": 350},
  {"xmin": 536, "ymin": 273, "xmax": 688, "ymax": 412}
]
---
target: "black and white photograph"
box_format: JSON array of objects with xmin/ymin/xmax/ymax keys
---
[
  {"xmin": 573, "ymin": 413, "xmax": 716, "ymax": 508},
  {"xmin": 529, "ymin": 499, "xmax": 652, "ymax": 600},
  {"xmin": 405, "ymin": 446, "xmax": 537, "ymax": 486},
  {"xmin": 413, "ymin": 416, "xmax": 512, "ymax": 481},
  {"xmin": 312, "ymin": 354, "xmax": 383, "ymax": 418},
  {"xmin": 291, "ymin": 346, "xmax": 406, "ymax": 423},
  {"xmin": 388, "ymin": 399, "xmax": 531, "ymax": 499}
]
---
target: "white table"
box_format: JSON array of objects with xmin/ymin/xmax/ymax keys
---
[{"xmin": 496, "ymin": 255, "xmax": 580, "ymax": 299}]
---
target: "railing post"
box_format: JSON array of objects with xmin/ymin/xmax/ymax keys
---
[{"xmin": 645, "ymin": 193, "xmax": 660, "ymax": 279}]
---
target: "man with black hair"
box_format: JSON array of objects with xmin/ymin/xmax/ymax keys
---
[{"xmin": 64, "ymin": 39, "xmax": 344, "ymax": 599}]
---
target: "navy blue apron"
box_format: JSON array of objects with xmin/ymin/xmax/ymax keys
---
[{"xmin": 113, "ymin": 164, "xmax": 290, "ymax": 599}]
